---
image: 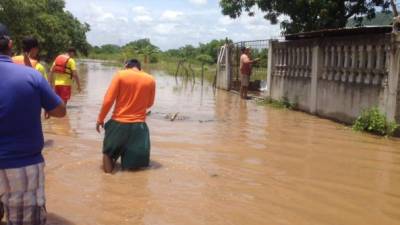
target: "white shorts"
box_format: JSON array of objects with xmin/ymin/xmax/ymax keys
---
[{"xmin": 240, "ymin": 74, "xmax": 250, "ymax": 87}]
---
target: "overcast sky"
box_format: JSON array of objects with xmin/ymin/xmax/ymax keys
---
[{"xmin": 64, "ymin": 0, "xmax": 281, "ymax": 50}]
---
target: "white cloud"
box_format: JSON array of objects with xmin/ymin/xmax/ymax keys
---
[
  {"xmin": 86, "ymin": 4, "xmax": 115, "ymax": 22},
  {"xmin": 134, "ymin": 15, "xmax": 153, "ymax": 23},
  {"xmin": 132, "ymin": 6, "xmax": 150, "ymax": 15},
  {"xmin": 218, "ymin": 16, "xmax": 234, "ymax": 26},
  {"xmin": 153, "ymin": 23, "xmax": 177, "ymax": 35},
  {"xmin": 161, "ymin": 10, "xmax": 184, "ymax": 21},
  {"xmin": 189, "ymin": 0, "xmax": 207, "ymax": 5}
]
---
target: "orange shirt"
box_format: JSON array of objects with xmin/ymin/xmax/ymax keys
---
[{"xmin": 97, "ymin": 69, "xmax": 156, "ymax": 123}]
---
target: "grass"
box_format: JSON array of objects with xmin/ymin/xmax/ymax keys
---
[{"xmin": 256, "ymin": 97, "xmax": 297, "ymax": 109}]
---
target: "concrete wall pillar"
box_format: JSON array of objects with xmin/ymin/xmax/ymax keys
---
[
  {"xmin": 310, "ymin": 44, "xmax": 323, "ymax": 114},
  {"xmin": 266, "ymin": 40, "xmax": 274, "ymax": 97},
  {"xmin": 385, "ymin": 36, "xmax": 400, "ymax": 122}
]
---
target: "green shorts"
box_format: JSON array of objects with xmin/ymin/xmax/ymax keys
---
[{"xmin": 103, "ymin": 120, "xmax": 150, "ymax": 169}]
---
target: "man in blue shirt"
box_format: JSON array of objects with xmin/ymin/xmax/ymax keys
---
[{"xmin": 0, "ymin": 23, "xmax": 66, "ymax": 225}]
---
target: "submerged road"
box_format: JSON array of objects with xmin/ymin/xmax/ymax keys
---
[{"xmin": 41, "ymin": 60, "xmax": 400, "ymax": 225}]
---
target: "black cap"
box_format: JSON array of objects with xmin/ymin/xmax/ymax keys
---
[{"xmin": 0, "ymin": 23, "xmax": 9, "ymax": 38}]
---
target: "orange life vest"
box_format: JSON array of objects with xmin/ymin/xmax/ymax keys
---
[
  {"xmin": 12, "ymin": 55, "xmax": 38, "ymax": 68},
  {"xmin": 52, "ymin": 54, "xmax": 72, "ymax": 74}
]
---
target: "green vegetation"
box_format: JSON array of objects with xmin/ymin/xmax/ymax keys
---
[
  {"xmin": 256, "ymin": 97, "xmax": 297, "ymax": 110},
  {"xmin": 88, "ymin": 39, "xmax": 230, "ymax": 82},
  {"xmin": 353, "ymin": 107, "xmax": 399, "ymax": 136},
  {"xmin": 219, "ymin": 0, "xmax": 393, "ymax": 34},
  {"xmin": 0, "ymin": 0, "xmax": 90, "ymax": 61},
  {"xmin": 89, "ymin": 39, "xmax": 160, "ymax": 63}
]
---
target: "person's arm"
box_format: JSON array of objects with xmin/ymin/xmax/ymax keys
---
[
  {"xmin": 243, "ymin": 55, "xmax": 259, "ymax": 64},
  {"xmin": 48, "ymin": 63, "xmax": 55, "ymax": 88},
  {"xmin": 69, "ymin": 59, "xmax": 81, "ymax": 92},
  {"xmin": 96, "ymin": 74, "xmax": 120, "ymax": 133},
  {"xmin": 47, "ymin": 103, "xmax": 66, "ymax": 117},
  {"xmin": 72, "ymin": 70, "xmax": 81, "ymax": 92},
  {"xmin": 147, "ymin": 80, "xmax": 156, "ymax": 109}
]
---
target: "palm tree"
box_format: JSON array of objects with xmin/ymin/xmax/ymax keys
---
[{"xmin": 135, "ymin": 45, "xmax": 159, "ymax": 64}]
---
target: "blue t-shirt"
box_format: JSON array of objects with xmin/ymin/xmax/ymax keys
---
[{"xmin": 0, "ymin": 55, "xmax": 62, "ymax": 169}]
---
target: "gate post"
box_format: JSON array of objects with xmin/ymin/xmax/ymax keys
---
[{"xmin": 225, "ymin": 44, "xmax": 231, "ymax": 91}]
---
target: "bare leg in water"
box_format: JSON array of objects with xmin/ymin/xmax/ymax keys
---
[
  {"xmin": 240, "ymin": 86, "xmax": 248, "ymax": 99},
  {"xmin": 103, "ymin": 154, "xmax": 114, "ymax": 173}
]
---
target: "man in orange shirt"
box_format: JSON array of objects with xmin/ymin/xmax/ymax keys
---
[{"xmin": 96, "ymin": 59, "xmax": 156, "ymax": 173}]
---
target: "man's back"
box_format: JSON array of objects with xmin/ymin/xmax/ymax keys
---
[
  {"xmin": 98, "ymin": 69, "xmax": 155, "ymax": 124},
  {"xmin": 51, "ymin": 55, "xmax": 76, "ymax": 86},
  {"xmin": 0, "ymin": 55, "xmax": 61, "ymax": 169}
]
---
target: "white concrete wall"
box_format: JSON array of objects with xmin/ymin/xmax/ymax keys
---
[{"xmin": 267, "ymin": 33, "xmax": 400, "ymax": 124}]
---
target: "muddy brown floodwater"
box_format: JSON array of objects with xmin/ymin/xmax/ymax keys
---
[{"xmin": 40, "ymin": 60, "xmax": 400, "ymax": 225}]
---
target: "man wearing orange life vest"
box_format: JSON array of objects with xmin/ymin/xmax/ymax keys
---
[
  {"xmin": 12, "ymin": 36, "xmax": 48, "ymax": 80},
  {"xmin": 49, "ymin": 48, "xmax": 81, "ymax": 104}
]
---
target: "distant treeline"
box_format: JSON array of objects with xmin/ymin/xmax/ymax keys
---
[
  {"xmin": 0, "ymin": 0, "xmax": 90, "ymax": 61},
  {"xmin": 89, "ymin": 38, "xmax": 232, "ymax": 65}
]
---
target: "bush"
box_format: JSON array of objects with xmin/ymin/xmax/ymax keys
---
[
  {"xmin": 353, "ymin": 107, "xmax": 399, "ymax": 136},
  {"xmin": 150, "ymin": 55, "xmax": 159, "ymax": 63}
]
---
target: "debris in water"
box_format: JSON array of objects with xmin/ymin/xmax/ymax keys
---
[
  {"xmin": 170, "ymin": 112, "xmax": 179, "ymax": 121},
  {"xmin": 199, "ymin": 119, "xmax": 214, "ymax": 123}
]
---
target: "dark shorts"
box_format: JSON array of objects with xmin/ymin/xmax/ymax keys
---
[
  {"xmin": 55, "ymin": 85, "xmax": 71, "ymax": 103},
  {"xmin": 103, "ymin": 120, "xmax": 150, "ymax": 169}
]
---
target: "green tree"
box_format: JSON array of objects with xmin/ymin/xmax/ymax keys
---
[
  {"xmin": 98, "ymin": 44, "xmax": 121, "ymax": 54},
  {"xmin": 122, "ymin": 39, "xmax": 160, "ymax": 63},
  {"xmin": 0, "ymin": 0, "xmax": 90, "ymax": 61},
  {"xmin": 198, "ymin": 39, "xmax": 231, "ymax": 63},
  {"xmin": 196, "ymin": 54, "xmax": 214, "ymax": 65},
  {"xmin": 219, "ymin": 0, "xmax": 392, "ymax": 34}
]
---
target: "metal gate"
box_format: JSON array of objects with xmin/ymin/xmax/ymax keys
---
[{"xmin": 229, "ymin": 40, "xmax": 269, "ymax": 91}]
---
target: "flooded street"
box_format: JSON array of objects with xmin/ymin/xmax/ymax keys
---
[{"xmin": 42, "ymin": 60, "xmax": 400, "ymax": 225}]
